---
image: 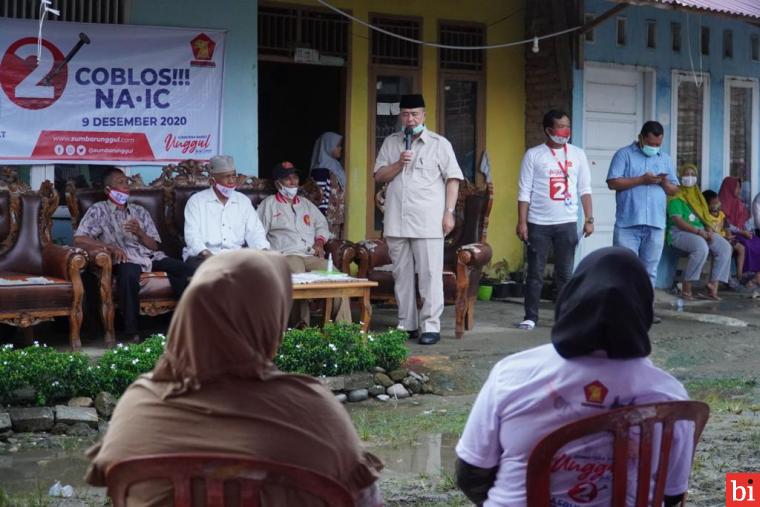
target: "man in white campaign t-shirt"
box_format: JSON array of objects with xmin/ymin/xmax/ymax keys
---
[
  {"xmin": 516, "ymin": 110, "xmax": 593, "ymax": 331},
  {"xmin": 455, "ymin": 248, "xmax": 695, "ymax": 507}
]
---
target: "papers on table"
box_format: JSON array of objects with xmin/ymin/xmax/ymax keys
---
[
  {"xmin": 0, "ymin": 276, "xmax": 56, "ymax": 286},
  {"xmin": 292, "ymin": 271, "xmax": 364, "ymax": 285}
]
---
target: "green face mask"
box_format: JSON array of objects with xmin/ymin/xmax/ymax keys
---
[
  {"xmin": 401, "ymin": 124, "xmax": 425, "ymax": 135},
  {"xmin": 641, "ymin": 145, "xmax": 660, "ymax": 157}
]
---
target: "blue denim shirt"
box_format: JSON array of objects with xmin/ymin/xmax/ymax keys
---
[{"xmin": 606, "ymin": 143, "xmax": 679, "ymax": 229}]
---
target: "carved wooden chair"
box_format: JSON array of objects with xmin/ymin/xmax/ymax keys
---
[
  {"xmin": 150, "ymin": 160, "xmax": 356, "ymax": 271},
  {"xmin": 106, "ymin": 453, "xmax": 355, "ymax": 507},
  {"xmin": 67, "ymin": 174, "xmax": 175, "ymax": 346},
  {"xmin": 526, "ymin": 401, "xmax": 710, "ymax": 507},
  {"xmin": 67, "ymin": 161, "xmax": 357, "ymax": 343},
  {"xmin": 355, "ymin": 175, "xmax": 493, "ymax": 339},
  {"xmin": 0, "ymin": 180, "xmax": 87, "ymax": 350}
]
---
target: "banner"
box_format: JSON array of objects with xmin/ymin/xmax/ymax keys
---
[{"xmin": 0, "ymin": 18, "xmax": 225, "ymax": 164}]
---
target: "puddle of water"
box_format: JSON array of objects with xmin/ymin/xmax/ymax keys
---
[
  {"xmin": 369, "ymin": 432, "xmax": 459, "ymax": 479},
  {"xmin": 0, "ymin": 448, "xmax": 103, "ymax": 499}
]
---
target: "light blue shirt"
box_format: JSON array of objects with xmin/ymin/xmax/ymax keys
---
[{"xmin": 606, "ymin": 142, "xmax": 679, "ymax": 229}]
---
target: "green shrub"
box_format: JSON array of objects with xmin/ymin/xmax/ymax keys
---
[
  {"xmin": 274, "ymin": 322, "xmax": 408, "ymax": 377},
  {"xmin": 0, "ymin": 325, "xmax": 409, "ymax": 406},
  {"xmin": 366, "ymin": 328, "xmax": 408, "ymax": 371}
]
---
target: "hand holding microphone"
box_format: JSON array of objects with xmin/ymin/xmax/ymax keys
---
[{"xmin": 398, "ymin": 126, "xmax": 414, "ymax": 168}]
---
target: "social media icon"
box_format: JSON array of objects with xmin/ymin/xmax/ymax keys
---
[
  {"xmin": 76, "ymin": 145, "xmax": 86, "ymax": 156},
  {"xmin": 54, "ymin": 144, "xmax": 64, "ymax": 155},
  {"xmin": 65, "ymin": 144, "xmax": 75, "ymax": 155}
]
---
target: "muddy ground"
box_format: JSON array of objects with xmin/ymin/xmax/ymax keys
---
[{"xmin": 1, "ymin": 291, "xmax": 759, "ymax": 506}]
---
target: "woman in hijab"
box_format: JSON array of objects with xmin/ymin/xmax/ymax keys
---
[
  {"xmin": 666, "ymin": 164, "xmax": 732, "ymax": 300},
  {"xmin": 455, "ymin": 247, "xmax": 694, "ymax": 507},
  {"xmin": 718, "ymin": 176, "xmax": 760, "ymax": 288},
  {"xmin": 310, "ymin": 132, "xmax": 346, "ymax": 239},
  {"xmin": 86, "ymin": 250, "xmax": 383, "ymax": 506}
]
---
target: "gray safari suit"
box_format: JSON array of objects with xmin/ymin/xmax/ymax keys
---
[{"xmin": 374, "ymin": 128, "xmax": 463, "ymax": 333}]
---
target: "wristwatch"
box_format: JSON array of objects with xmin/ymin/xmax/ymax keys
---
[{"xmin": 585, "ymin": 217, "xmax": 594, "ymax": 224}]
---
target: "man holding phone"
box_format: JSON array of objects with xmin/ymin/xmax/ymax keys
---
[{"xmin": 607, "ymin": 121, "xmax": 679, "ymax": 295}]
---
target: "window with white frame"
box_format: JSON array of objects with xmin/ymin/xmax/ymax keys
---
[
  {"xmin": 725, "ymin": 77, "xmax": 759, "ymax": 205},
  {"xmin": 672, "ymin": 72, "xmax": 709, "ymax": 184}
]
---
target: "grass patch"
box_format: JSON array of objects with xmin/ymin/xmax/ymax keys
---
[
  {"xmin": 351, "ymin": 405, "xmax": 471, "ymax": 446},
  {"xmin": 684, "ymin": 377, "xmax": 758, "ymax": 413}
]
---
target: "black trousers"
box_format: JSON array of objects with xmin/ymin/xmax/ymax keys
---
[
  {"xmin": 113, "ymin": 257, "xmax": 195, "ymax": 334},
  {"xmin": 524, "ymin": 222, "xmax": 578, "ymax": 324}
]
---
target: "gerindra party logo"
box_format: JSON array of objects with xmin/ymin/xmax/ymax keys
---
[{"xmin": 190, "ymin": 34, "xmax": 216, "ymax": 68}]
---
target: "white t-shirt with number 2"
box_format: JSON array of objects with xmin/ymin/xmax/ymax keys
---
[
  {"xmin": 518, "ymin": 143, "xmax": 592, "ymax": 225},
  {"xmin": 456, "ymin": 344, "xmax": 694, "ymax": 507}
]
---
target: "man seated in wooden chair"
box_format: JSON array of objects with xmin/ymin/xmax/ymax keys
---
[
  {"xmin": 257, "ymin": 161, "xmax": 350, "ymax": 326},
  {"xmin": 74, "ymin": 168, "xmax": 194, "ymax": 342},
  {"xmin": 183, "ymin": 154, "xmax": 270, "ymax": 270}
]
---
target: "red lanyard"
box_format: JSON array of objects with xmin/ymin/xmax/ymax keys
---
[{"xmin": 547, "ymin": 143, "xmax": 569, "ymax": 178}]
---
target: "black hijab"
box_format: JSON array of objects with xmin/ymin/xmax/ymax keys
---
[{"xmin": 551, "ymin": 247, "xmax": 653, "ymax": 359}]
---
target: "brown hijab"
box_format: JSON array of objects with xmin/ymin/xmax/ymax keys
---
[{"xmin": 86, "ymin": 250, "xmax": 382, "ymax": 506}]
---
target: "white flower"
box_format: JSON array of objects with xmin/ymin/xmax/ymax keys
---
[
  {"xmin": 110, "ymin": 364, "xmax": 116, "ymax": 369},
  {"xmin": 33, "ymin": 341, "xmax": 39, "ymax": 347},
  {"xmin": 145, "ymin": 348, "xmax": 151, "ymax": 353},
  {"xmin": 116, "ymin": 343, "xmax": 124, "ymax": 349},
  {"xmin": 51, "ymin": 381, "xmax": 59, "ymax": 387},
  {"xmin": 131, "ymin": 358, "xmax": 139, "ymax": 365},
  {"xmin": 368, "ymin": 336, "xmax": 375, "ymax": 342},
  {"xmin": 328, "ymin": 343, "xmax": 337, "ymax": 352},
  {"xmin": 295, "ymin": 344, "xmax": 302, "ymax": 349}
]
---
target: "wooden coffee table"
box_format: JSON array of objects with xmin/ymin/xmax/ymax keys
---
[{"xmin": 292, "ymin": 279, "xmax": 378, "ymax": 332}]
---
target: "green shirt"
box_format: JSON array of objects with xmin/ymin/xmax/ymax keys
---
[{"xmin": 666, "ymin": 198, "xmax": 704, "ymax": 245}]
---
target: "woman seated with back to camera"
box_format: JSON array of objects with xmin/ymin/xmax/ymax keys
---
[
  {"xmin": 455, "ymin": 247, "xmax": 695, "ymax": 507},
  {"xmin": 85, "ymin": 250, "xmax": 383, "ymax": 506}
]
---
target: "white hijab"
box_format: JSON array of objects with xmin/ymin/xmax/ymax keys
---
[{"xmin": 310, "ymin": 132, "xmax": 346, "ymax": 188}]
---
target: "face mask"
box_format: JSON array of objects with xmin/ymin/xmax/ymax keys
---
[
  {"xmin": 641, "ymin": 144, "xmax": 660, "ymax": 157},
  {"xmin": 107, "ymin": 188, "xmax": 129, "ymax": 206},
  {"xmin": 279, "ymin": 186, "xmax": 298, "ymax": 199},
  {"xmin": 401, "ymin": 124, "xmax": 425, "ymax": 135},
  {"xmin": 709, "ymin": 206, "xmax": 721, "ymax": 214},
  {"xmin": 548, "ymin": 128, "xmax": 571, "ymax": 145},
  {"xmin": 681, "ymin": 175, "xmax": 698, "ymax": 187},
  {"xmin": 214, "ymin": 182, "xmax": 236, "ymax": 199}
]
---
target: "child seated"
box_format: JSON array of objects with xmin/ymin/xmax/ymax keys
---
[{"xmin": 703, "ymin": 189, "xmax": 760, "ymax": 288}]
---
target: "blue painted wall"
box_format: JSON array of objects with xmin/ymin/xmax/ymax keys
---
[
  {"xmin": 575, "ymin": 0, "xmax": 760, "ymax": 193},
  {"xmin": 128, "ymin": 0, "xmax": 258, "ymax": 181}
]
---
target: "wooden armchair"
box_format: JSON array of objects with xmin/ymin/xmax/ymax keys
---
[
  {"xmin": 355, "ymin": 178, "xmax": 493, "ymax": 339},
  {"xmin": 66, "ymin": 161, "xmax": 357, "ymax": 343},
  {"xmin": 67, "ymin": 175, "xmax": 174, "ymax": 346},
  {"xmin": 0, "ymin": 181, "xmax": 87, "ymax": 350}
]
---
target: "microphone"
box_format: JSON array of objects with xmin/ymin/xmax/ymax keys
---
[{"xmin": 404, "ymin": 127, "xmax": 414, "ymax": 151}]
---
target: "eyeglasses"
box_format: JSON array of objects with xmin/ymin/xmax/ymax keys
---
[{"xmin": 399, "ymin": 111, "xmax": 423, "ymax": 119}]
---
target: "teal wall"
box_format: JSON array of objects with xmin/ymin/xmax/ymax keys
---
[
  {"xmin": 574, "ymin": 0, "xmax": 760, "ymax": 194},
  {"xmin": 128, "ymin": 0, "xmax": 258, "ymax": 180}
]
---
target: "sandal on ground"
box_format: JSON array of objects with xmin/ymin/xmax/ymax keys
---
[
  {"xmin": 680, "ymin": 291, "xmax": 695, "ymax": 301},
  {"xmin": 697, "ymin": 291, "xmax": 721, "ymax": 301},
  {"xmin": 516, "ymin": 319, "xmax": 536, "ymax": 330}
]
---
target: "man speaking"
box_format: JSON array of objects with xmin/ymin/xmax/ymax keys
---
[{"xmin": 373, "ymin": 94, "xmax": 463, "ymax": 345}]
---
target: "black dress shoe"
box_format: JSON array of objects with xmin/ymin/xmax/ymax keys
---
[
  {"xmin": 418, "ymin": 332, "xmax": 440, "ymax": 345},
  {"xmin": 406, "ymin": 330, "xmax": 419, "ymax": 341}
]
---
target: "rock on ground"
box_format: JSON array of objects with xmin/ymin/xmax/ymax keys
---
[
  {"xmin": 67, "ymin": 397, "xmax": 93, "ymax": 408},
  {"xmin": 386, "ymin": 384, "xmax": 410, "ymax": 399},
  {"xmin": 368, "ymin": 385, "xmax": 386, "ymax": 397},
  {"xmin": 348, "ymin": 389, "xmax": 369, "ymax": 402},
  {"xmin": 343, "ymin": 373, "xmax": 374, "ymax": 391},
  {"xmin": 402, "ymin": 376, "xmax": 422, "ymax": 394},
  {"xmin": 335, "ymin": 393, "xmax": 347, "ymax": 403},
  {"xmin": 8, "ymin": 407, "xmax": 54, "ymax": 432},
  {"xmin": 94, "ymin": 392, "xmax": 117, "ymax": 418},
  {"xmin": 374, "ymin": 373, "xmax": 394, "ymax": 388},
  {"xmin": 388, "ymin": 369, "xmax": 409, "ymax": 382},
  {"xmin": 319, "ymin": 376, "xmax": 345, "ymax": 391},
  {"xmin": 54, "ymin": 406, "xmax": 99, "ymax": 429},
  {"xmin": 0, "ymin": 412, "xmax": 10, "ymax": 432},
  {"xmin": 376, "ymin": 394, "xmax": 390, "ymax": 402}
]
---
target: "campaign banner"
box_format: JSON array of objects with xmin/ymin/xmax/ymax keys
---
[{"xmin": 0, "ymin": 18, "xmax": 225, "ymax": 164}]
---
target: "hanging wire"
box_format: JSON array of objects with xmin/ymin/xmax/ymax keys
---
[
  {"xmin": 315, "ymin": 0, "xmax": 581, "ymax": 51},
  {"xmin": 37, "ymin": 0, "xmax": 60, "ymax": 64}
]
